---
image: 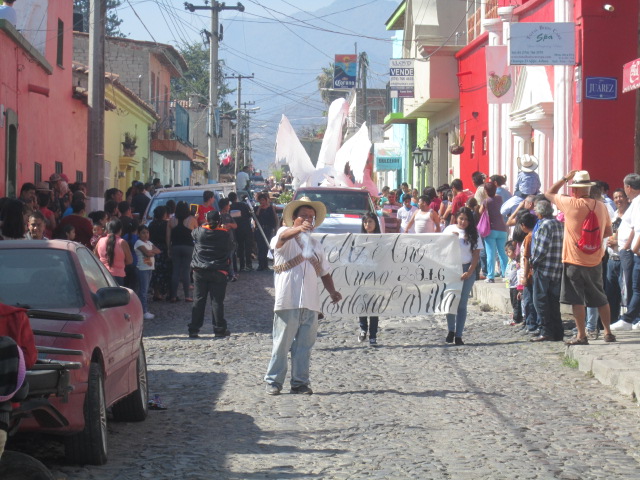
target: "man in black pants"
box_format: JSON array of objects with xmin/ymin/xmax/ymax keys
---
[
  {"xmin": 188, "ymin": 211, "xmax": 232, "ymax": 339},
  {"xmin": 228, "ymin": 191, "xmax": 254, "ymax": 272}
]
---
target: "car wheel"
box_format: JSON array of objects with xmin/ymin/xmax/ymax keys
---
[
  {"xmin": 0, "ymin": 451, "xmax": 55, "ymax": 480},
  {"xmin": 111, "ymin": 343, "xmax": 149, "ymax": 422},
  {"xmin": 64, "ymin": 362, "xmax": 108, "ymax": 465}
]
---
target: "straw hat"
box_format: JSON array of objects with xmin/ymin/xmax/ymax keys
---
[
  {"xmin": 35, "ymin": 181, "xmax": 51, "ymax": 192},
  {"xmin": 282, "ymin": 196, "xmax": 326, "ymax": 227},
  {"xmin": 568, "ymin": 170, "xmax": 596, "ymax": 188},
  {"xmin": 516, "ymin": 154, "xmax": 539, "ymax": 173}
]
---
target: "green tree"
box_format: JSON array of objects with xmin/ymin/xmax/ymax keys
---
[
  {"xmin": 171, "ymin": 41, "xmax": 234, "ymax": 114},
  {"xmin": 316, "ymin": 62, "xmax": 345, "ymax": 110},
  {"xmin": 74, "ymin": 0, "xmax": 125, "ymax": 38}
]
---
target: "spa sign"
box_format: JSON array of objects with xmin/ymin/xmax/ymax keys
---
[{"xmin": 509, "ymin": 22, "xmax": 575, "ymax": 66}]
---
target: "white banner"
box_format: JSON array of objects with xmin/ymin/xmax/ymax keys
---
[{"xmin": 314, "ymin": 233, "xmax": 463, "ymax": 317}]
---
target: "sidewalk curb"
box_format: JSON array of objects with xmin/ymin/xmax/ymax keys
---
[{"xmin": 474, "ymin": 281, "xmax": 640, "ymax": 403}]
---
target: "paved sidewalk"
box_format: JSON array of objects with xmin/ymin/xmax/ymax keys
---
[{"xmin": 474, "ymin": 280, "xmax": 640, "ymax": 403}]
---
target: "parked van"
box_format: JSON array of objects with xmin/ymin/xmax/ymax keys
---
[{"xmin": 142, "ymin": 183, "xmax": 236, "ymax": 224}]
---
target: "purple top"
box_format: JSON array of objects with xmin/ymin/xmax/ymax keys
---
[{"xmin": 484, "ymin": 196, "xmax": 507, "ymax": 232}]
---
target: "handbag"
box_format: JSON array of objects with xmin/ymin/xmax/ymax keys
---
[{"xmin": 477, "ymin": 209, "xmax": 491, "ymax": 237}]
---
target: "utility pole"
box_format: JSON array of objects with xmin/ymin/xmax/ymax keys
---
[
  {"xmin": 87, "ymin": 0, "xmax": 106, "ymax": 210},
  {"xmin": 241, "ymin": 101, "xmax": 256, "ymax": 169},
  {"xmin": 185, "ymin": 2, "xmax": 244, "ymax": 182},
  {"xmin": 225, "ymin": 73, "xmax": 254, "ymax": 176}
]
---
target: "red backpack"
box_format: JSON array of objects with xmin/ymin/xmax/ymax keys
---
[{"xmin": 577, "ymin": 201, "xmax": 601, "ymax": 254}]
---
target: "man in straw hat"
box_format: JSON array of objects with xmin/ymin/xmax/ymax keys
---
[
  {"xmin": 545, "ymin": 170, "xmax": 616, "ymax": 345},
  {"xmin": 264, "ymin": 197, "xmax": 342, "ymax": 395}
]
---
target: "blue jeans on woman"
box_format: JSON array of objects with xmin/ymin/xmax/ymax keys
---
[
  {"xmin": 137, "ymin": 269, "xmax": 153, "ymax": 313},
  {"xmin": 484, "ymin": 230, "xmax": 508, "ymax": 279},
  {"xmin": 447, "ymin": 263, "xmax": 475, "ymax": 338}
]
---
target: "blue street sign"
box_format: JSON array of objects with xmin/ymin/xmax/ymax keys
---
[{"xmin": 585, "ymin": 77, "xmax": 617, "ymax": 100}]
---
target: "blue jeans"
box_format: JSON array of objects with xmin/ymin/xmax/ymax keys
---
[
  {"xmin": 622, "ymin": 255, "xmax": 640, "ymax": 323},
  {"xmin": 171, "ymin": 245, "xmax": 194, "ymax": 299},
  {"xmin": 619, "ymin": 249, "xmax": 635, "ymax": 307},
  {"xmin": 605, "ymin": 256, "xmax": 622, "ymax": 321},
  {"xmin": 136, "ymin": 269, "xmax": 153, "ymax": 313},
  {"xmin": 586, "ymin": 307, "xmax": 599, "ymax": 331},
  {"xmin": 484, "ymin": 230, "xmax": 508, "ymax": 279},
  {"xmin": 523, "ymin": 283, "xmax": 538, "ymax": 331},
  {"xmin": 532, "ymin": 271, "xmax": 563, "ymax": 340},
  {"xmin": 265, "ymin": 308, "xmax": 318, "ymax": 389},
  {"xmin": 446, "ymin": 263, "xmax": 475, "ymax": 338}
]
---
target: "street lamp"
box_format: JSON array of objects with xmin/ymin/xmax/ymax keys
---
[{"xmin": 412, "ymin": 142, "xmax": 433, "ymax": 166}]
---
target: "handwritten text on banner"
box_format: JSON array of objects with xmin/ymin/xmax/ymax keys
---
[{"xmin": 314, "ymin": 233, "xmax": 463, "ymax": 317}]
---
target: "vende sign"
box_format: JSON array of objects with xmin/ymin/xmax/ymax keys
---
[
  {"xmin": 623, "ymin": 58, "xmax": 640, "ymax": 93},
  {"xmin": 389, "ymin": 58, "xmax": 414, "ymax": 98}
]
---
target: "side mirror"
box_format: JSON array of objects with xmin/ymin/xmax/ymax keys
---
[{"xmin": 95, "ymin": 287, "xmax": 130, "ymax": 309}]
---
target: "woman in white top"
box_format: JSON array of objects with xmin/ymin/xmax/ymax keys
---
[
  {"xmin": 443, "ymin": 207, "xmax": 483, "ymax": 345},
  {"xmin": 405, "ymin": 195, "xmax": 442, "ymax": 233},
  {"xmin": 397, "ymin": 194, "xmax": 418, "ymax": 233}
]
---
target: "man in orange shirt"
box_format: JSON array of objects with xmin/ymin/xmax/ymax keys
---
[{"xmin": 545, "ymin": 170, "xmax": 615, "ymax": 345}]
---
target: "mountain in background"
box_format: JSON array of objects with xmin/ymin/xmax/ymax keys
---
[{"xmin": 220, "ymin": 0, "xmax": 398, "ymax": 170}]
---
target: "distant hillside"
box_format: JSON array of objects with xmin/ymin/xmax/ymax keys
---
[{"xmin": 221, "ymin": 0, "xmax": 398, "ymax": 168}]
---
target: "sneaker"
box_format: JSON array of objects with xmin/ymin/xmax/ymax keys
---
[
  {"xmin": 143, "ymin": 312, "xmax": 155, "ymax": 320},
  {"xmin": 369, "ymin": 338, "xmax": 377, "ymax": 346},
  {"xmin": 290, "ymin": 385, "xmax": 313, "ymax": 395},
  {"xmin": 610, "ymin": 319, "xmax": 633, "ymax": 331},
  {"xmin": 587, "ymin": 329, "xmax": 600, "ymax": 341},
  {"xmin": 445, "ymin": 331, "xmax": 455, "ymax": 343},
  {"xmin": 188, "ymin": 333, "xmax": 200, "ymax": 339},
  {"xmin": 358, "ymin": 330, "xmax": 367, "ymax": 343},
  {"xmin": 484, "ymin": 278, "xmax": 495, "ymax": 283},
  {"xmin": 214, "ymin": 329, "xmax": 231, "ymax": 338},
  {"xmin": 633, "ymin": 322, "xmax": 640, "ymax": 330},
  {"xmin": 454, "ymin": 337, "xmax": 464, "ymax": 345},
  {"xmin": 266, "ymin": 384, "xmax": 281, "ymax": 396}
]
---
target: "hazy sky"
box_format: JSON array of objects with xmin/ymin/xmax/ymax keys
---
[
  {"xmin": 115, "ymin": 0, "xmax": 394, "ymax": 170},
  {"xmin": 117, "ymin": 0, "xmax": 337, "ymax": 45}
]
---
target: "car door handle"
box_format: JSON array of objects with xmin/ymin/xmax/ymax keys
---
[{"xmin": 124, "ymin": 313, "xmax": 131, "ymax": 321}]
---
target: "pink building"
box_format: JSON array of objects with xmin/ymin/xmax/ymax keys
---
[
  {"xmin": 456, "ymin": 0, "xmax": 638, "ymax": 191},
  {"xmin": 0, "ymin": 1, "xmax": 87, "ymax": 197}
]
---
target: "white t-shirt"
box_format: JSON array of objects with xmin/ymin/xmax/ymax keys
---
[
  {"xmin": 134, "ymin": 239, "xmax": 155, "ymax": 271},
  {"xmin": 270, "ymin": 226, "xmax": 330, "ymax": 313},
  {"xmin": 617, "ymin": 195, "xmax": 640, "ymax": 249},
  {"xmin": 236, "ymin": 171, "xmax": 250, "ymax": 192},
  {"xmin": 443, "ymin": 224, "xmax": 484, "ymax": 264},
  {"xmin": 397, "ymin": 205, "xmax": 418, "ymax": 233}
]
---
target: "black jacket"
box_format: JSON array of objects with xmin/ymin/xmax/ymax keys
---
[{"xmin": 190, "ymin": 225, "xmax": 232, "ymax": 271}]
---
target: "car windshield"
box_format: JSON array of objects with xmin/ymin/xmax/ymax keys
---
[
  {"xmin": 297, "ymin": 191, "xmax": 372, "ymax": 215},
  {"xmin": 0, "ymin": 248, "xmax": 84, "ymax": 309}
]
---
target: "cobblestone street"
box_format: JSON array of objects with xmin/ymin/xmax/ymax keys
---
[{"xmin": 20, "ymin": 271, "xmax": 640, "ymax": 479}]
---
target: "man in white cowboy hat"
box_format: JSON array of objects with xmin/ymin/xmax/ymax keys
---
[
  {"xmin": 545, "ymin": 170, "xmax": 616, "ymax": 345},
  {"xmin": 264, "ymin": 197, "xmax": 342, "ymax": 395},
  {"xmin": 514, "ymin": 154, "xmax": 541, "ymax": 199}
]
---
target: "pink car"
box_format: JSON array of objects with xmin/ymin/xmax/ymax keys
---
[{"xmin": 0, "ymin": 240, "xmax": 147, "ymax": 465}]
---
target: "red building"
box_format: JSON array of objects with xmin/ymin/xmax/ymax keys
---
[
  {"xmin": 0, "ymin": 1, "xmax": 86, "ymax": 197},
  {"xmin": 455, "ymin": 0, "xmax": 638, "ymax": 192}
]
